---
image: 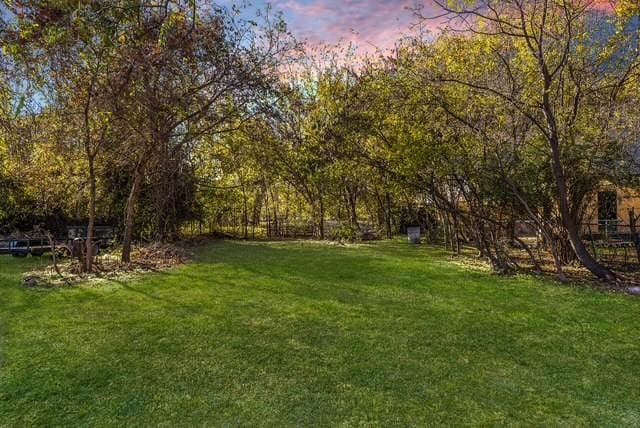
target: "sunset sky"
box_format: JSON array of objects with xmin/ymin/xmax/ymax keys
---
[
  {"xmin": 233, "ymin": 0, "xmax": 617, "ymax": 53},
  {"xmin": 251, "ymin": 0, "xmax": 442, "ymax": 51}
]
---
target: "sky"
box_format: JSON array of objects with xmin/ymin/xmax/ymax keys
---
[
  {"xmin": 248, "ymin": 0, "xmax": 442, "ymax": 53},
  {"xmin": 240, "ymin": 0, "xmax": 618, "ymax": 54}
]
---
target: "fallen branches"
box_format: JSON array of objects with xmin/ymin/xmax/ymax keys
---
[{"xmin": 22, "ymin": 242, "xmax": 193, "ymax": 288}]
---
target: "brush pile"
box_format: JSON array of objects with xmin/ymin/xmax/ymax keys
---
[{"xmin": 23, "ymin": 242, "xmax": 193, "ymax": 288}]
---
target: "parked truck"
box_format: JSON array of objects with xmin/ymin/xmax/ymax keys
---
[{"xmin": 1, "ymin": 226, "xmax": 114, "ymax": 258}]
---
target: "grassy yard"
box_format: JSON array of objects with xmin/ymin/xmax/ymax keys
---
[{"xmin": 1, "ymin": 240, "xmax": 639, "ymax": 427}]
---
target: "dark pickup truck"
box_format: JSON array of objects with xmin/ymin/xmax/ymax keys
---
[
  {"xmin": 1, "ymin": 226, "xmax": 115, "ymax": 258},
  {"xmin": 7, "ymin": 238, "xmax": 54, "ymax": 257}
]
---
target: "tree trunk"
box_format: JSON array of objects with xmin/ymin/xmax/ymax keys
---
[
  {"xmin": 85, "ymin": 155, "xmax": 96, "ymax": 273},
  {"xmin": 47, "ymin": 232, "xmax": 64, "ymax": 280},
  {"xmin": 452, "ymin": 211, "xmax": 460, "ymax": 254},
  {"xmin": 242, "ymin": 184, "xmax": 248, "ymax": 239},
  {"xmin": 81, "ymin": 64, "xmax": 99, "ymax": 273},
  {"xmin": 121, "ymin": 165, "xmax": 145, "ymax": 263},
  {"xmin": 318, "ymin": 193, "xmax": 325, "ymax": 240},
  {"xmin": 541, "ymin": 72, "xmax": 615, "ymax": 281},
  {"xmin": 385, "ymin": 191, "xmax": 393, "ymax": 239},
  {"xmin": 346, "ymin": 186, "xmax": 361, "ymax": 232},
  {"xmin": 547, "ymin": 134, "xmax": 615, "ymax": 280}
]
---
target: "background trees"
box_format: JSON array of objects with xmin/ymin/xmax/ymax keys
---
[
  {"xmin": 0, "ymin": 0, "xmax": 638, "ymax": 281},
  {"xmin": 2, "ymin": 0, "xmax": 296, "ymax": 266},
  {"xmin": 424, "ymin": 0, "xmax": 640, "ymax": 280}
]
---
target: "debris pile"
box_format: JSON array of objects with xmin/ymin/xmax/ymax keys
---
[
  {"xmin": 22, "ymin": 242, "xmax": 193, "ymax": 288},
  {"xmin": 134, "ymin": 242, "xmax": 192, "ymax": 269}
]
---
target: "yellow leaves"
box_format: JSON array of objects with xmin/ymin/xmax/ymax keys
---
[
  {"xmin": 0, "ymin": 135, "xmax": 8, "ymax": 163},
  {"xmin": 18, "ymin": 21, "xmax": 38, "ymax": 40},
  {"xmin": 614, "ymin": 0, "xmax": 640, "ymax": 19},
  {"xmin": 158, "ymin": 11, "xmax": 188, "ymax": 47}
]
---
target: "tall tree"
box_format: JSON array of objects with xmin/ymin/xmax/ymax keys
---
[
  {"xmin": 424, "ymin": 0, "xmax": 640, "ymax": 280},
  {"xmin": 107, "ymin": 2, "xmax": 295, "ymax": 261}
]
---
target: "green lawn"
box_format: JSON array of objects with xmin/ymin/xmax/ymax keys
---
[{"xmin": 1, "ymin": 240, "xmax": 639, "ymax": 427}]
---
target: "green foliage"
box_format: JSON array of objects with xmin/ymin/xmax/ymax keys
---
[
  {"xmin": 331, "ymin": 223, "xmax": 358, "ymax": 241},
  {"xmin": 0, "ymin": 0, "xmax": 638, "ymax": 276}
]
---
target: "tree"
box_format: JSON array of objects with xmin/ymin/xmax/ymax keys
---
[
  {"xmin": 2, "ymin": 1, "xmax": 131, "ymax": 271},
  {"xmin": 422, "ymin": 0, "xmax": 640, "ymax": 280},
  {"xmin": 106, "ymin": 2, "xmax": 295, "ymax": 261}
]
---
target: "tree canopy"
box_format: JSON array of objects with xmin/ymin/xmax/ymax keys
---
[{"xmin": 1, "ymin": 0, "xmax": 638, "ymax": 280}]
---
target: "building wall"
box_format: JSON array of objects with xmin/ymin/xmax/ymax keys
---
[
  {"xmin": 583, "ymin": 186, "xmax": 640, "ymax": 234},
  {"xmin": 617, "ymin": 188, "xmax": 640, "ymax": 233}
]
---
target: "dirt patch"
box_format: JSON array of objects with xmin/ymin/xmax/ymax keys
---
[
  {"xmin": 23, "ymin": 242, "xmax": 193, "ymax": 288},
  {"xmin": 494, "ymin": 247, "xmax": 640, "ymax": 295}
]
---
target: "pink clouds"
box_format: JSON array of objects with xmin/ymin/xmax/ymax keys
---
[
  {"xmin": 590, "ymin": 0, "xmax": 616, "ymax": 11},
  {"xmin": 275, "ymin": 0, "xmax": 329, "ymax": 17},
  {"xmin": 274, "ymin": 0, "xmax": 442, "ymax": 53},
  {"xmin": 272, "ymin": 0, "xmax": 621, "ymax": 55}
]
